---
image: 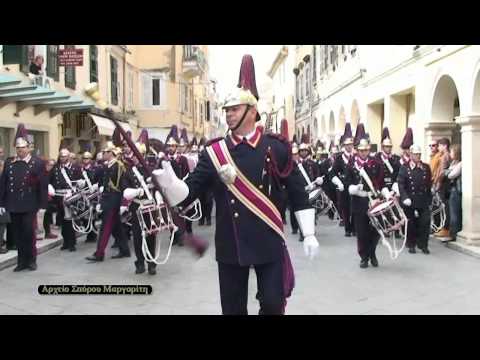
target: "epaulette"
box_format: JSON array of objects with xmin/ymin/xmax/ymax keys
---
[
  {"xmin": 205, "ymin": 137, "xmax": 224, "ymax": 147},
  {"xmin": 266, "ymin": 133, "xmax": 288, "ymax": 144}
]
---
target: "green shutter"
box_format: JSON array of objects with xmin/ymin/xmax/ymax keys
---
[
  {"xmin": 110, "ymin": 56, "xmax": 118, "ymax": 105},
  {"xmin": 2, "ymin": 45, "xmax": 22, "ymax": 64}
]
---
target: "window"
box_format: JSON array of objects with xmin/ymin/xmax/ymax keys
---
[
  {"xmin": 183, "ymin": 45, "xmax": 194, "ymax": 60},
  {"xmin": 322, "ymin": 45, "xmax": 328, "ymax": 73},
  {"xmin": 2, "ymin": 45, "xmax": 30, "ymax": 74},
  {"xmin": 141, "ymin": 72, "xmax": 166, "ymax": 109},
  {"xmin": 306, "ymin": 64, "xmax": 310, "ymax": 98},
  {"xmin": 128, "ymin": 72, "xmax": 134, "ymax": 108},
  {"xmin": 110, "ymin": 56, "xmax": 118, "ymax": 105},
  {"xmin": 206, "ymin": 101, "xmax": 210, "ymax": 121},
  {"xmin": 350, "ymin": 45, "xmax": 357, "ymax": 57},
  {"xmin": 184, "ymin": 84, "xmax": 189, "ymax": 112},
  {"xmin": 152, "ymin": 78, "xmax": 160, "ymax": 106},
  {"xmin": 312, "ymin": 46, "xmax": 317, "ymax": 84},
  {"xmin": 65, "ymin": 45, "xmax": 76, "ymax": 90},
  {"xmin": 90, "ymin": 45, "xmax": 98, "ymax": 83},
  {"xmin": 190, "ymin": 88, "xmax": 194, "ymax": 114},
  {"xmin": 46, "ymin": 45, "xmax": 59, "ymax": 81}
]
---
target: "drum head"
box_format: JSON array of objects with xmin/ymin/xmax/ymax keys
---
[{"xmin": 369, "ymin": 199, "xmax": 393, "ymax": 215}]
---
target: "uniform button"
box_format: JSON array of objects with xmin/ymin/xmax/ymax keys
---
[
  {"xmin": 234, "ymin": 212, "xmax": 239, "ymax": 218},
  {"xmin": 230, "ymin": 199, "xmax": 235, "ymax": 204},
  {"xmin": 259, "ymin": 185, "xmax": 263, "ymax": 189}
]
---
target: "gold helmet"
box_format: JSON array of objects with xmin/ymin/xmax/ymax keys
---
[
  {"xmin": 14, "ymin": 123, "xmax": 29, "ymax": 148},
  {"xmin": 357, "ymin": 138, "xmax": 370, "ymax": 151},
  {"xmin": 82, "ymin": 151, "xmax": 93, "ymax": 159},
  {"xmin": 410, "ymin": 144, "xmax": 422, "ymax": 154}
]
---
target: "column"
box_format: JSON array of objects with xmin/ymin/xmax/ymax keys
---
[{"xmin": 455, "ymin": 115, "xmax": 480, "ymax": 246}]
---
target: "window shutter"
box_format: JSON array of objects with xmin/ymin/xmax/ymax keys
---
[
  {"xmin": 160, "ymin": 76, "xmax": 167, "ymax": 109},
  {"xmin": 142, "ymin": 73, "xmax": 152, "ymax": 108}
]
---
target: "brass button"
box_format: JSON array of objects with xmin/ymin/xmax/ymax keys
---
[
  {"xmin": 259, "ymin": 185, "xmax": 263, "ymax": 189},
  {"xmin": 230, "ymin": 199, "xmax": 235, "ymax": 204},
  {"xmin": 234, "ymin": 212, "xmax": 239, "ymax": 218}
]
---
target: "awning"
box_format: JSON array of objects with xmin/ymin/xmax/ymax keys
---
[{"xmin": 89, "ymin": 114, "xmax": 132, "ymax": 136}]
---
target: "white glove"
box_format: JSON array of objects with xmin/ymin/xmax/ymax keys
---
[
  {"xmin": 349, "ymin": 184, "xmax": 368, "ymax": 197},
  {"xmin": 381, "ymin": 187, "xmax": 393, "ymax": 200},
  {"xmin": 392, "ymin": 182, "xmax": 400, "ymax": 197},
  {"xmin": 414, "ymin": 210, "xmax": 420, "ymax": 218},
  {"xmin": 146, "ymin": 177, "xmax": 152, "ymax": 184},
  {"xmin": 96, "ymin": 204, "xmax": 102, "ymax": 213},
  {"xmin": 314, "ymin": 177, "xmax": 324, "ymax": 186},
  {"xmin": 154, "ymin": 191, "xmax": 164, "ymax": 205},
  {"xmin": 99, "ymin": 186, "xmax": 104, "ymax": 193},
  {"xmin": 0, "ymin": 207, "xmax": 5, "ymax": 216},
  {"xmin": 305, "ymin": 183, "xmax": 316, "ymax": 192},
  {"xmin": 295, "ymin": 208, "xmax": 319, "ymax": 259},
  {"xmin": 403, "ymin": 198, "xmax": 412, "ymax": 207},
  {"xmin": 77, "ymin": 180, "xmax": 86, "ymax": 189},
  {"xmin": 119, "ymin": 206, "xmax": 128, "ymax": 215},
  {"xmin": 123, "ymin": 188, "xmax": 144, "ymax": 201},
  {"xmin": 48, "ymin": 184, "xmax": 55, "ymax": 197},
  {"xmin": 331, "ymin": 176, "xmax": 344, "ymax": 192},
  {"xmin": 152, "ymin": 161, "xmax": 189, "ymax": 206},
  {"xmin": 303, "ymin": 235, "xmax": 320, "ymax": 260}
]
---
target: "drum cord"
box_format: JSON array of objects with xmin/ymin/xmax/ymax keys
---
[
  {"xmin": 141, "ymin": 225, "xmax": 177, "ymax": 265},
  {"xmin": 376, "ymin": 217, "xmax": 408, "ymax": 260}
]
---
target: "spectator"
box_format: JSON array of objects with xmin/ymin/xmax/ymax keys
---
[
  {"xmin": 0, "ymin": 146, "xmax": 5, "ymax": 161},
  {"xmin": 433, "ymin": 137, "xmax": 451, "ymax": 238},
  {"xmin": 445, "ymin": 145, "xmax": 462, "ymax": 242},
  {"xmin": 29, "ymin": 55, "xmax": 44, "ymax": 76},
  {"xmin": 0, "ymin": 160, "xmax": 9, "ymax": 253},
  {"xmin": 429, "ymin": 140, "xmax": 441, "ymax": 176}
]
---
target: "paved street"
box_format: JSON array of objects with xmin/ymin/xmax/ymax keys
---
[{"xmin": 1, "ymin": 212, "xmax": 480, "ymax": 315}]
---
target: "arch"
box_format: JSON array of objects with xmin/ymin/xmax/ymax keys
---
[
  {"xmin": 329, "ymin": 110, "xmax": 336, "ymax": 134},
  {"xmin": 320, "ymin": 115, "xmax": 326, "ymax": 137},
  {"xmin": 350, "ymin": 99, "xmax": 361, "ymax": 129},
  {"xmin": 472, "ymin": 66, "xmax": 480, "ymax": 113},
  {"xmin": 431, "ymin": 74, "xmax": 461, "ymax": 123},
  {"xmin": 313, "ymin": 118, "xmax": 318, "ymax": 140},
  {"xmin": 338, "ymin": 106, "xmax": 346, "ymax": 134}
]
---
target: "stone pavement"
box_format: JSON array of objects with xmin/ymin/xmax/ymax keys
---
[{"xmin": 1, "ymin": 211, "xmax": 480, "ymax": 314}]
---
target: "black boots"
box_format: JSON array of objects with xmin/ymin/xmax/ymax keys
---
[
  {"xmin": 86, "ymin": 254, "xmax": 104, "ymax": 262},
  {"xmin": 370, "ymin": 254, "xmax": 378, "ymax": 267},
  {"xmin": 408, "ymin": 247, "xmax": 416, "ymax": 254},
  {"xmin": 360, "ymin": 259, "xmax": 369, "ymax": 268},
  {"xmin": 135, "ymin": 263, "xmax": 146, "ymax": 274},
  {"xmin": 135, "ymin": 262, "xmax": 156, "ymax": 275}
]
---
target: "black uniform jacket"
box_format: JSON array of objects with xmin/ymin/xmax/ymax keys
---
[
  {"xmin": 375, "ymin": 152, "xmax": 400, "ymax": 190},
  {"xmin": 0, "ymin": 155, "xmax": 47, "ymax": 213},
  {"xmin": 179, "ymin": 130, "xmax": 311, "ymax": 266},
  {"xmin": 345, "ymin": 155, "xmax": 385, "ymax": 214},
  {"xmin": 397, "ymin": 162, "xmax": 432, "ymax": 209}
]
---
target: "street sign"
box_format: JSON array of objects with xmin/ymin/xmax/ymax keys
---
[{"xmin": 58, "ymin": 48, "xmax": 84, "ymax": 66}]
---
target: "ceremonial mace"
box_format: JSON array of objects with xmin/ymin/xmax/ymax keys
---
[{"xmin": 84, "ymin": 83, "xmax": 208, "ymax": 257}]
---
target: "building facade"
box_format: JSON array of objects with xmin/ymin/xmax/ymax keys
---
[
  {"xmin": 0, "ymin": 45, "xmax": 216, "ymax": 158},
  {"xmin": 299, "ymin": 44, "xmax": 480, "ymax": 247},
  {"xmin": 267, "ymin": 45, "xmax": 296, "ymax": 138}
]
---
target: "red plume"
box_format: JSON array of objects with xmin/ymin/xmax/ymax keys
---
[
  {"xmin": 280, "ymin": 119, "xmax": 289, "ymax": 140},
  {"xmin": 237, "ymin": 54, "xmax": 259, "ymax": 100}
]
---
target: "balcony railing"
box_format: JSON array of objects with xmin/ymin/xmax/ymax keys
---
[{"xmin": 182, "ymin": 47, "xmax": 207, "ymax": 79}]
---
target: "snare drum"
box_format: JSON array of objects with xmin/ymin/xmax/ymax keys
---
[{"xmin": 368, "ymin": 198, "xmax": 407, "ymax": 236}]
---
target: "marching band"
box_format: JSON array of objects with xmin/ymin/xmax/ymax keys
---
[{"xmin": 0, "ymin": 53, "xmax": 449, "ymax": 315}]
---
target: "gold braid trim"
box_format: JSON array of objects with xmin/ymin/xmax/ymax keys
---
[{"xmin": 108, "ymin": 160, "xmax": 125, "ymax": 192}]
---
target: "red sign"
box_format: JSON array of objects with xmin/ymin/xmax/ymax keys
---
[{"xmin": 58, "ymin": 48, "xmax": 84, "ymax": 66}]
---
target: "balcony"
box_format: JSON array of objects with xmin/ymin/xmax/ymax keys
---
[{"xmin": 182, "ymin": 46, "xmax": 207, "ymax": 79}]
